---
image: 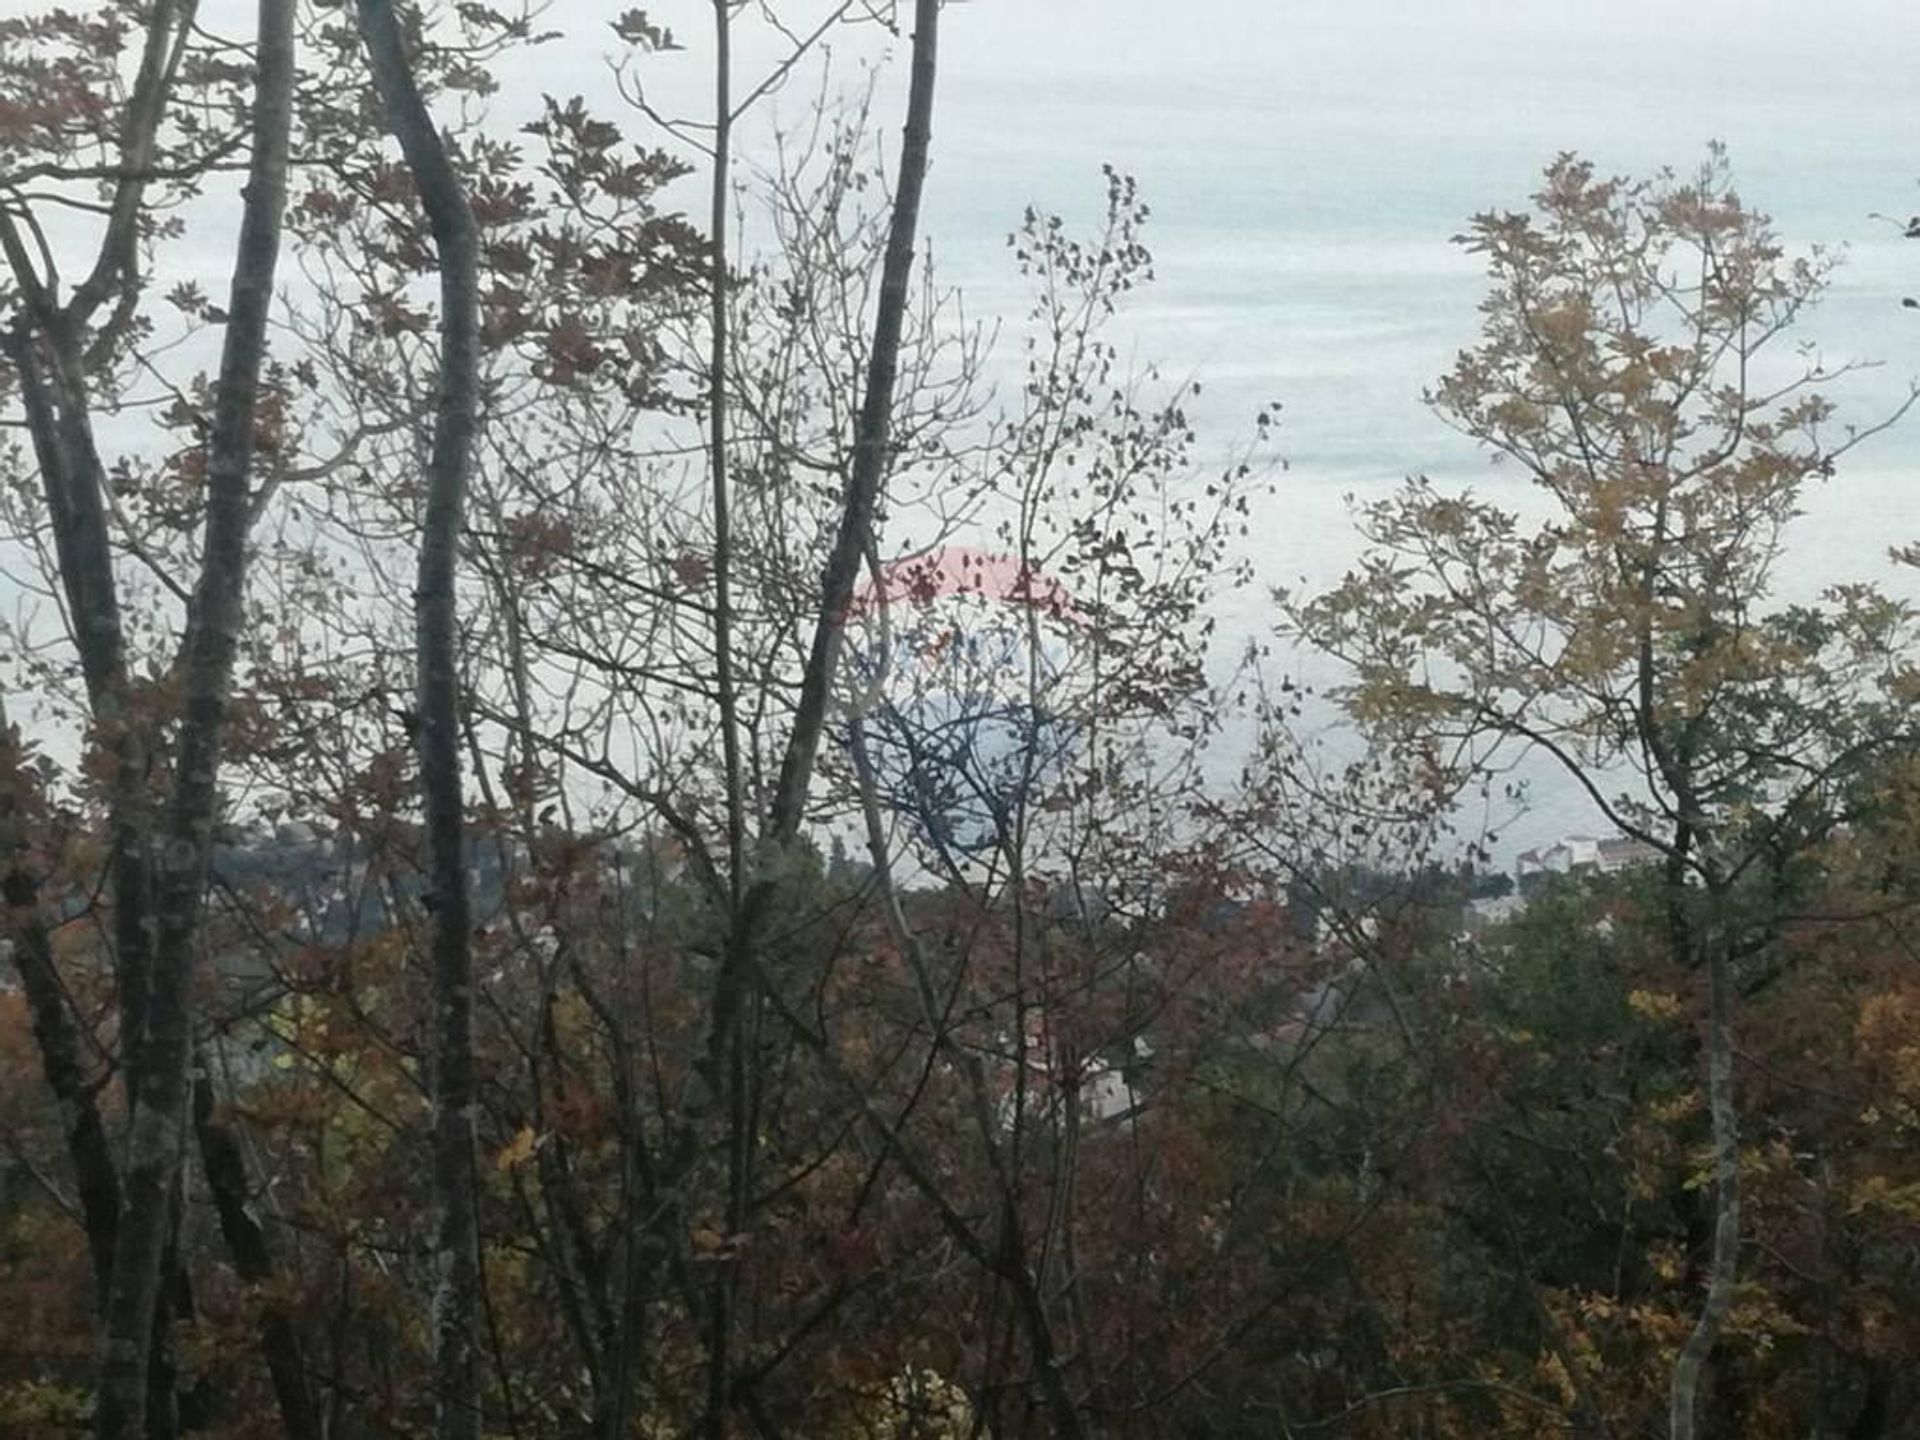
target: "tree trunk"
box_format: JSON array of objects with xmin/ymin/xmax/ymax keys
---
[
  {"xmin": 352, "ymin": 3, "xmax": 484, "ymax": 1436},
  {"xmin": 92, "ymin": 0, "xmax": 296, "ymax": 1430},
  {"xmin": 593, "ymin": 5, "xmax": 943, "ymax": 1425},
  {"xmin": 1668, "ymin": 930, "xmax": 1740, "ymax": 1440},
  {"xmin": 701, "ymin": 5, "xmax": 748, "ymax": 1430},
  {"xmin": 195, "ymin": 1065, "xmax": 323, "ymax": 1440},
  {"xmin": 0, "ymin": 849, "xmax": 121, "ymax": 1306},
  {"xmin": 764, "ymin": 0, "xmax": 941, "ymax": 848},
  {"xmin": 0, "ymin": 319, "xmax": 158, "ymax": 1089}
]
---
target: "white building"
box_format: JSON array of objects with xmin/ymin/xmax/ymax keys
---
[{"xmin": 1517, "ymin": 832, "xmax": 1658, "ymax": 880}]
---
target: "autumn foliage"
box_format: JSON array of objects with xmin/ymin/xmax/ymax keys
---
[{"xmin": 4, "ymin": 3, "xmax": 1920, "ymax": 1439}]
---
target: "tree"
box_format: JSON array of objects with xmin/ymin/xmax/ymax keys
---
[
  {"xmin": 0, "ymin": 0, "xmax": 302, "ymax": 1432},
  {"xmin": 0, "ymin": 0, "xmax": 569, "ymax": 1430},
  {"xmin": 1288, "ymin": 150, "xmax": 1920, "ymax": 1437},
  {"xmin": 36, "ymin": 14, "xmax": 1920, "ymax": 1440},
  {"xmin": 350, "ymin": 0, "xmax": 483, "ymax": 1435}
]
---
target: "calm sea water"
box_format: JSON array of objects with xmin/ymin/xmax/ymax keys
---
[{"xmin": 892, "ymin": 3, "xmax": 1920, "ymax": 858}]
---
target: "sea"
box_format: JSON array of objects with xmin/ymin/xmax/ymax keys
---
[
  {"xmin": 13, "ymin": 0, "xmax": 1920, "ymax": 865},
  {"xmin": 897, "ymin": 0, "xmax": 1920, "ymax": 860}
]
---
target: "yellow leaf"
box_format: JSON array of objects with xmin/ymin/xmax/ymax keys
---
[
  {"xmin": 1648, "ymin": 1090, "xmax": 1701, "ymax": 1125},
  {"xmin": 689, "ymin": 1227, "xmax": 749, "ymax": 1260},
  {"xmin": 495, "ymin": 1125, "xmax": 538, "ymax": 1173},
  {"xmin": 1627, "ymin": 989, "xmax": 1683, "ymax": 1022}
]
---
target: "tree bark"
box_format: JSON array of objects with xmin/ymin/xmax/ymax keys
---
[
  {"xmin": 0, "ymin": 0, "xmax": 197, "ymax": 1086},
  {"xmin": 0, "ymin": 317, "xmax": 158, "ymax": 1087},
  {"xmin": 195, "ymin": 1066, "xmax": 323, "ymax": 1440},
  {"xmin": 0, "ymin": 785, "xmax": 121, "ymax": 1306},
  {"xmin": 1668, "ymin": 928, "xmax": 1741, "ymax": 1440},
  {"xmin": 764, "ymin": 0, "xmax": 941, "ymax": 848},
  {"xmin": 92, "ymin": 0, "xmax": 296, "ymax": 1431},
  {"xmin": 352, "ymin": 3, "xmax": 484, "ymax": 1436},
  {"xmin": 686, "ymin": 0, "xmax": 942, "ymax": 1245},
  {"xmin": 701, "ymin": 5, "xmax": 752, "ymax": 1431}
]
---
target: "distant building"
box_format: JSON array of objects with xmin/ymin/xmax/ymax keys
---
[
  {"xmin": 1517, "ymin": 831, "xmax": 1658, "ymax": 882},
  {"xmin": 994, "ymin": 1032, "xmax": 1151, "ymax": 1134},
  {"xmin": 1515, "ymin": 840, "xmax": 1574, "ymax": 877},
  {"xmin": 1596, "ymin": 836, "xmax": 1660, "ymax": 873}
]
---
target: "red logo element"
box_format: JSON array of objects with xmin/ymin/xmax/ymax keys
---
[
  {"xmin": 838, "ymin": 546, "xmax": 1086, "ymax": 855},
  {"xmin": 841, "ymin": 546, "xmax": 1084, "ymax": 628}
]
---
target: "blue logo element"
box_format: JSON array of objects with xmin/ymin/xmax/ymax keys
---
[{"xmin": 841, "ymin": 549, "xmax": 1086, "ymax": 856}]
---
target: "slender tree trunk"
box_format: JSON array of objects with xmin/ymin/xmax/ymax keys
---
[
  {"xmin": 195, "ymin": 1065, "xmax": 323, "ymax": 1440},
  {"xmin": 352, "ymin": 3, "xmax": 483, "ymax": 1435},
  {"xmin": 679, "ymin": 0, "xmax": 943, "ymax": 1258},
  {"xmin": 91, "ymin": 1, "xmax": 295, "ymax": 1432},
  {"xmin": 1668, "ymin": 928, "xmax": 1740, "ymax": 1440},
  {"xmin": 603, "ymin": 5, "xmax": 943, "ymax": 1422},
  {"xmin": 70, "ymin": 0, "xmax": 194, "ymax": 326},
  {"xmin": 0, "ymin": 0, "xmax": 196, "ymax": 1086},
  {"xmin": 670, "ymin": 2, "xmax": 944, "ymax": 1413},
  {"xmin": 701, "ymin": 4, "xmax": 756, "ymax": 1429},
  {"xmin": 0, "ymin": 822, "xmax": 121, "ymax": 1305},
  {"xmin": 0, "ymin": 329, "xmax": 156, "ymax": 1199},
  {"xmin": 0, "ymin": 321, "xmax": 159, "ymax": 1086},
  {"xmin": 708, "ymin": 2, "xmax": 746, "ymax": 924},
  {"xmin": 2, "ymin": 0, "xmax": 313, "ymax": 1432},
  {"xmin": 764, "ymin": 0, "xmax": 940, "ymax": 847},
  {"xmin": 696, "ymin": 0, "xmax": 941, "ymax": 1085},
  {"xmin": 0, "ymin": 3, "xmax": 198, "ymax": 1116}
]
